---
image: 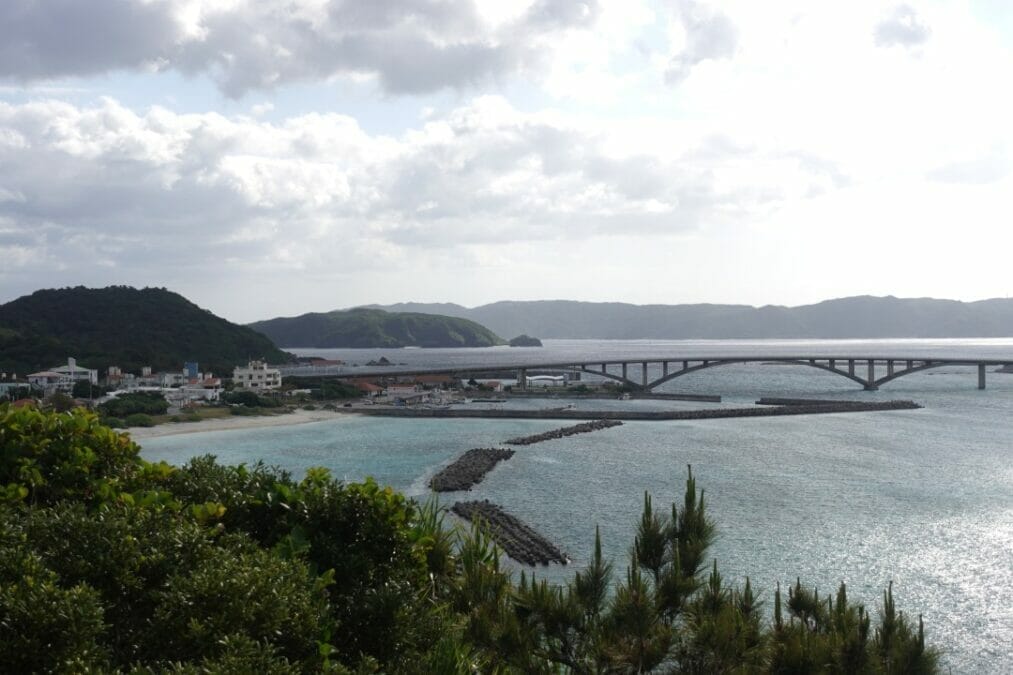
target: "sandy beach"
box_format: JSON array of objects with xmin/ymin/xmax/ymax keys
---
[{"xmin": 127, "ymin": 408, "xmax": 355, "ymax": 440}]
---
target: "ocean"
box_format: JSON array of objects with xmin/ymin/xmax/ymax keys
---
[{"xmin": 140, "ymin": 339, "xmax": 1013, "ymax": 672}]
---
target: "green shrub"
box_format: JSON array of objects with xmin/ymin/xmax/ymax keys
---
[
  {"xmin": 124, "ymin": 413, "xmax": 155, "ymax": 427},
  {"xmin": 152, "ymin": 543, "xmax": 329, "ymax": 667},
  {"xmin": 99, "ymin": 392, "xmax": 168, "ymax": 417},
  {"xmin": 0, "ymin": 406, "xmax": 142, "ymax": 505},
  {"xmin": 224, "ymin": 391, "xmax": 281, "ymax": 408},
  {"xmin": 0, "ymin": 540, "xmax": 106, "ymax": 673},
  {"xmin": 230, "ymin": 406, "xmax": 259, "ymax": 416},
  {"xmin": 100, "ymin": 415, "xmax": 125, "ymax": 428}
]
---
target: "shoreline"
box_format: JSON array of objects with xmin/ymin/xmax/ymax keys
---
[
  {"xmin": 130, "ymin": 398, "xmax": 924, "ymax": 441},
  {"xmin": 128, "ymin": 408, "xmax": 352, "ymax": 440}
]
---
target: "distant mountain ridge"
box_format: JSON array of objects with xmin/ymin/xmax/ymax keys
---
[
  {"xmin": 362, "ymin": 296, "xmax": 1013, "ymax": 339},
  {"xmin": 0, "ymin": 286, "xmax": 291, "ymax": 374},
  {"xmin": 249, "ymin": 308, "xmax": 505, "ymax": 348}
]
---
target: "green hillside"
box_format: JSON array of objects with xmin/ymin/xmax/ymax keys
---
[
  {"xmin": 0, "ymin": 286, "xmax": 291, "ymax": 374},
  {"xmin": 249, "ymin": 307, "xmax": 505, "ymax": 348}
]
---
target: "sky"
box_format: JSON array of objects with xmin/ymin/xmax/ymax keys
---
[{"xmin": 1, "ymin": 0, "xmax": 1012, "ymax": 323}]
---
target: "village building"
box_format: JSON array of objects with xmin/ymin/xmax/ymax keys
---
[
  {"xmin": 51, "ymin": 358, "xmax": 99, "ymax": 385},
  {"xmin": 28, "ymin": 371, "xmax": 73, "ymax": 395},
  {"xmin": 351, "ymin": 380, "xmax": 385, "ymax": 398},
  {"xmin": 29, "ymin": 358, "xmax": 98, "ymax": 394},
  {"xmin": 232, "ymin": 360, "xmax": 282, "ymax": 390}
]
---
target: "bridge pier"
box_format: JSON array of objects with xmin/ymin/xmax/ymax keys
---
[
  {"xmin": 865, "ymin": 360, "xmax": 878, "ymax": 390},
  {"xmin": 979, "ymin": 364, "xmax": 986, "ymax": 390},
  {"xmin": 622, "ymin": 363, "xmax": 628, "ymax": 381},
  {"xmin": 887, "ymin": 360, "xmax": 895, "ymax": 376},
  {"xmin": 517, "ymin": 368, "xmax": 527, "ymax": 390},
  {"xmin": 848, "ymin": 359, "xmax": 855, "ymax": 377},
  {"xmin": 642, "ymin": 362, "xmax": 648, "ymax": 387},
  {"xmin": 663, "ymin": 361, "xmax": 669, "ymax": 377}
]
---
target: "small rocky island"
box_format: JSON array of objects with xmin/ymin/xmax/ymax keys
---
[{"xmin": 509, "ymin": 334, "xmax": 543, "ymax": 347}]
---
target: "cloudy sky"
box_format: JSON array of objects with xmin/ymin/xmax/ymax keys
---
[{"xmin": 1, "ymin": 0, "xmax": 1012, "ymax": 322}]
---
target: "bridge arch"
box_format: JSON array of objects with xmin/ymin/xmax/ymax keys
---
[
  {"xmin": 644, "ymin": 359, "xmax": 872, "ymax": 391},
  {"xmin": 566, "ymin": 365, "xmax": 642, "ymax": 390},
  {"xmin": 870, "ymin": 360, "xmax": 949, "ymax": 388}
]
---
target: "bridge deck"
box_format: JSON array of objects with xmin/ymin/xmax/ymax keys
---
[{"xmin": 281, "ymin": 355, "xmax": 1013, "ymax": 393}]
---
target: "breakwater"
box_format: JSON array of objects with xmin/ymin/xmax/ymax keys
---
[
  {"xmin": 757, "ymin": 397, "xmax": 865, "ymax": 406},
  {"xmin": 506, "ymin": 419, "xmax": 624, "ymax": 445},
  {"xmin": 429, "ymin": 448, "xmax": 515, "ymax": 492},
  {"xmin": 506, "ymin": 392, "xmax": 722, "ymax": 403},
  {"xmin": 344, "ymin": 400, "xmax": 921, "ymax": 421},
  {"xmin": 451, "ymin": 500, "xmax": 568, "ymax": 566}
]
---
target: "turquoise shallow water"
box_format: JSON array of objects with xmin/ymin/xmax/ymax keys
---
[{"xmin": 141, "ymin": 340, "xmax": 1013, "ymax": 673}]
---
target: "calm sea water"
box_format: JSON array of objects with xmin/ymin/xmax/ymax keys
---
[{"xmin": 141, "ymin": 339, "xmax": 1013, "ymax": 673}]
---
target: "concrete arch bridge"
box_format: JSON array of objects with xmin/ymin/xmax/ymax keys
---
[{"xmin": 512, "ymin": 356, "xmax": 1012, "ymax": 392}]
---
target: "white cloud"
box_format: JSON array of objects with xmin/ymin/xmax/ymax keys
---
[
  {"xmin": 0, "ymin": 95, "xmax": 840, "ymax": 312},
  {"xmin": 3, "ymin": 1, "xmax": 1013, "ymax": 317},
  {"xmin": 0, "ymin": 0, "xmax": 605, "ymax": 97},
  {"xmin": 665, "ymin": 0, "xmax": 738, "ymax": 85},
  {"xmin": 874, "ymin": 4, "xmax": 931, "ymax": 48}
]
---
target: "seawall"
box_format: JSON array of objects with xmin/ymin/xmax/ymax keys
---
[{"xmin": 342, "ymin": 400, "xmax": 921, "ymax": 421}]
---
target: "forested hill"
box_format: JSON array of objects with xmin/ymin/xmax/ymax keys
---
[
  {"xmin": 367, "ymin": 296, "xmax": 1013, "ymax": 339},
  {"xmin": 0, "ymin": 286, "xmax": 291, "ymax": 374},
  {"xmin": 249, "ymin": 308, "xmax": 505, "ymax": 348}
]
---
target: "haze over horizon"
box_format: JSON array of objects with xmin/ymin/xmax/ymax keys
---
[{"xmin": 2, "ymin": 1, "xmax": 1013, "ymax": 323}]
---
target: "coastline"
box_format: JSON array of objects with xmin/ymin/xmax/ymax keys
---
[{"xmin": 127, "ymin": 408, "xmax": 354, "ymax": 440}]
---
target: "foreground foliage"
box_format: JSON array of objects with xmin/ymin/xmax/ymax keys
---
[{"xmin": 0, "ymin": 405, "xmax": 939, "ymax": 673}]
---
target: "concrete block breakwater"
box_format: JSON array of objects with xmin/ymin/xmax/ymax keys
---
[
  {"xmin": 757, "ymin": 397, "xmax": 869, "ymax": 406},
  {"xmin": 505, "ymin": 392, "xmax": 722, "ymax": 403},
  {"xmin": 506, "ymin": 419, "xmax": 624, "ymax": 446},
  {"xmin": 345, "ymin": 400, "xmax": 921, "ymax": 421},
  {"xmin": 452, "ymin": 500, "xmax": 568, "ymax": 566},
  {"xmin": 429, "ymin": 448, "xmax": 515, "ymax": 492}
]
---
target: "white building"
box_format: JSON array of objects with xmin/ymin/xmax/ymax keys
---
[
  {"xmin": 50, "ymin": 358, "xmax": 98, "ymax": 386},
  {"xmin": 232, "ymin": 360, "xmax": 282, "ymax": 390},
  {"xmin": 27, "ymin": 371, "xmax": 72, "ymax": 395}
]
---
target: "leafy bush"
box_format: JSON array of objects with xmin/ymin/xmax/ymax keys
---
[
  {"xmin": 0, "ymin": 538, "xmax": 106, "ymax": 672},
  {"xmin": 224, "ymin": 390, "xmax": 281, "ymax": 408},
  {"xmin": 0, "ymin": 406, "xmax": 143, "ymax": 505},
  {"xmin": 99, "ymin": 392, "xmax": 168, "ymax": 417},
  {"xmin": 124, "ymin": 412, "xmax": 155, "ymax": 427},
  {"xmin": 72, "ymin": 380, "xmax": 107, "ymax": 399}
]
